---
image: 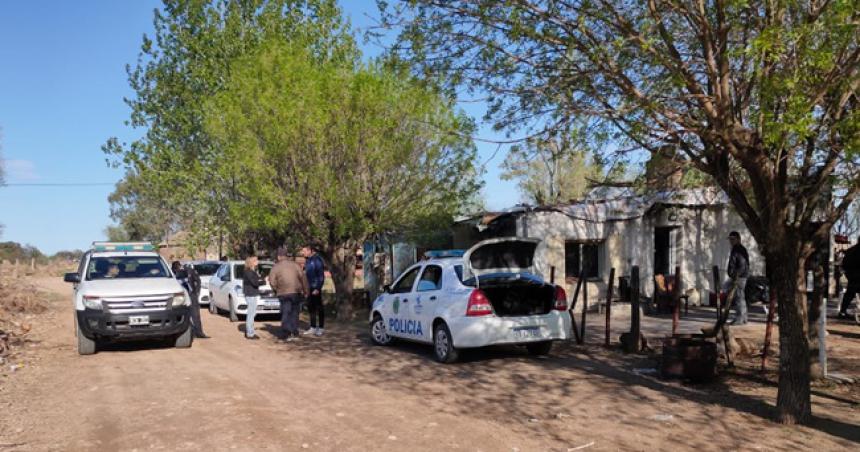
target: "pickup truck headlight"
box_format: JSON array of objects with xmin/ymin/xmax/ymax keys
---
[
  {"xmin": 83, "ymin": 295, "xmax": 103, "ymax": 310},
  {"xmin": 170, "ymin": 292, "xmax": 190, "ymax": 308}
]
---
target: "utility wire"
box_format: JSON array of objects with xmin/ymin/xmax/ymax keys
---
[{"xmin": 2, "ymin": 182, "xmax": 115, "ymax": 186}]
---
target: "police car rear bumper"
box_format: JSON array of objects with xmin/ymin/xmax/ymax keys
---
[
  {"xmin": 77, "ymin": 307, "xmax": 191, "ymax": 341},
  {"xmin": 448, "ymin": 310, "xmax": 572, "ymax": 348}
]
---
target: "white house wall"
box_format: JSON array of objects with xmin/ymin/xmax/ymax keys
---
[{"xmin": 515, "ymin": 205, "xmax": 763, "ymax": 309}]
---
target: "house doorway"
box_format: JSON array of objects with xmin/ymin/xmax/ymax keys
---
[{"xmin": 654, "ymin": 227, "xmax": 677, "ymax": 277}]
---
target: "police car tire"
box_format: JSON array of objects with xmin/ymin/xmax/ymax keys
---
[
  {"xmin": 76, "ymin": 322, "xmax": 96, "ymax": 356},
  {"xmin": 433, "ymin": 322, "xmax": 458, "ymax": 363},
  {"xmin": 229, "ymin": 297, "xmax": 239, "ymax": 323},
  {"xmin": 526, "ymin": 341, "xmax": 552, "ymax": 356},
  {"xmin": 174, "ymin": 326, "xmax": 193, "ymax": 348},
  {"xmin": 370, "ymin": 314, "xmax": 392, "ymax": 346}
]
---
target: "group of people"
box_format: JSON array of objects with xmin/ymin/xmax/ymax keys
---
[{"xmin": 173, "ymin": 246, "xmax": 327, "ymax": 342}]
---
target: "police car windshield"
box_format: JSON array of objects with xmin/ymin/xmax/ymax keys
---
[
  {"xmin": 86, "ymin": 256, "xmax": 170, "ymax": 280},
  {"xmin": 192, "ymin": 263, "xmax": 220, "ymax": 276}
]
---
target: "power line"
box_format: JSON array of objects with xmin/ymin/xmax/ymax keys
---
[{"xmin": 2, "ymin": 182, "xmax": 115, "ymax": 187}]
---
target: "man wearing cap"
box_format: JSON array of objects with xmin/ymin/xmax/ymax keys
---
[
  {"xmin": 269, "ymin": 247, "xmax": 309, "ymax": 341},
  {"xmin": 724, "ymin": 231, "xmax": 750, "ymax": 325}
]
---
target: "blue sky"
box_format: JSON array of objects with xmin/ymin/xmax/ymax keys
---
[{"xmin": 0, "ymin": 1, "xmax": 518, "ymax": 254}]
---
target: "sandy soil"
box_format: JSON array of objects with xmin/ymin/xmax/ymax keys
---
[{"xmin": 0, "ymin": 277, "xmax": 857, "ymax": 451}]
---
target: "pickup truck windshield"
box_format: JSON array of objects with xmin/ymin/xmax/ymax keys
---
[{"xmin": 86, "ymin": 256, "xmax": 170, "ymax": 280}]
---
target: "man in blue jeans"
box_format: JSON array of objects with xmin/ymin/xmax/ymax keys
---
[{"xmin": 301, "ymin": 246, "xmax": 326, "ymax": 336}]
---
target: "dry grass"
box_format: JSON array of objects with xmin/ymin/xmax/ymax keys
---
[{"xmin": 0, "ymin": 267, "xmax": 51, "ymax": 358}]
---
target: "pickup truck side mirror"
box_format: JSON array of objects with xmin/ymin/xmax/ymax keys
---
[
  {"xmin": 64, "ymin": 273, "xmax": 81, "ymax": 283},
  {"xmin": 383, "ymin": 284, "xmax": 391, "ymax": 294}
]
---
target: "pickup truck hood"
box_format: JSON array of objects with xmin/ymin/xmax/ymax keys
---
[
  {"xmin": 462, "ymin": 237, "xmax": 540, "ymax": 281},
  {"xmin": 80, "ymin": 278, "xmax": 184, "ymax": 297}
]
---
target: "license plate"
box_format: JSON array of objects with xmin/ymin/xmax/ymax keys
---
[
  {"xmin": 513, "ymin": 327, "xmax": 541, "ymax": 339},
  {"xmin": 129, "ymin": 315, "xmax": 150, "ymax": 326}
]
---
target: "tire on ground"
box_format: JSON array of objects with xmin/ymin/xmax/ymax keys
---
[
  {"xmin": 526, "ymin": 341, "xmax": 552, "ymax": 356},
  {"xmin": 370, "ymin": 313, "xmax": 392, "ymax": 346},
  {"xmin": 433, "ymin": 322, "xmax": 459, "ymax": 363},
  {"xmin": 174, "ymin": 326, "xmax": 193, "ymax": 348},
  {"xmin": 76, "ymin": 322, "xmax": 96, "ymax": 355},
  {"xmin": 229, "ymin": 297, "xmax": 239, "ymax": 323}
]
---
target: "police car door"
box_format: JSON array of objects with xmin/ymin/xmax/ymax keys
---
[
  {"xmin": 413, "ymin": 264, "xmax": 443, "ymax": 343},
  {"xmin": 386, "ymin": 264, "xmax": 422, "ymax": 340}
]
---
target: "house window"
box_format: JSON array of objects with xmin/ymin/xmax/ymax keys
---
[{"xmin": 565, "ymin": 241, "xmax": 601, "ymax": 279}]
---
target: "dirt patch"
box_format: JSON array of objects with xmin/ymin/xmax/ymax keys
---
[
  {"xmin": 0, "ymin": 277, "xmax": 858, "ymax": 451},
  {"xmin": 0, "ymin": 272, "xmax": 54, "ymax": 363}
]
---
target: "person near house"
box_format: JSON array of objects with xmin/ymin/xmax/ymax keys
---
[
  {"xmin": 302, "ymin": 246, "xmax": 326, "ymax": 336},
  {"xmin": 269, "ymin": 247, "xmax": 309, "ymax": 341},
  {"xmin": 242, "ymin": 256, "xmax": 263, "ymax": 340},
  {"xmin": 723, "ymin": 231, "xmax": 750, "ymax": 325},
  {"xmin": 838, "ymin": 239, "xmax": 860, "ymax": 319}
]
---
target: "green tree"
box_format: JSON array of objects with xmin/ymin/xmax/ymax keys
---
[
  {"xmin": 501, "ymin": 129, "xmax": 603, "ymax": 204},
  {"xmin": 104, "ymin": 0, "xmax": 357, "ymax": 253},
  {"xmin": 382, "ymin": 1, "xmax": 860, "ymax": 423},
  {"xmin": 205, "ymin": 41, "xmax": 480, "ymax": 316}
]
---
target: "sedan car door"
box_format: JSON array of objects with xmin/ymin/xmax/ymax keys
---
[
  {"xmin": 384, "ymin": 265, "xmax": 422, "ymax": 340},
  {"xmin": 213, "ymin": 264, "xmax": 232, "ymax": 309},
  {"xmin": 412, "ymin": 264, "xmax": 444, "ymax": 343}
]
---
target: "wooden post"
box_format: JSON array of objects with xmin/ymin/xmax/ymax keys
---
[
  {"xmin": 579, "ymin": 277, "xmax": 588, "ymax": 344},
  {"xmin": 712, "ymin": 266, "xmax": 722, "ymax": 321},
  {"xmin": 672, "ymin": 265, "xmax": 681, "ymax": 336},
  {"xmin": 761, "ymin": 289, "xmax": 777, "ymax": 372},
  {"xmin": 605, "ymin": 268, "xmax": 615, "ymax": 347},
  {"xmin": 568, "ymin": 270, "xmax": 585, "ymax": 343},
  {"xmin": 631, "ymin": 266, "xmax": 640, "ymax": 352},
  {"xmin": 550, "ymin": 266, "xmax": 556, "ymax": 284}
]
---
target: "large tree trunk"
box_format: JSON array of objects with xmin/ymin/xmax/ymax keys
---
[
  {"xmin": 322, "ymin": 244, "xmax": 359, "ymax": 320},
  {"xmin": 767, "ymin": 248, "xmax": 812, "ymax": 424}
]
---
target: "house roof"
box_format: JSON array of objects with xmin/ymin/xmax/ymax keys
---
[{"xmin": 460, "ymin": 187, "xmax": 730, "ymax": 227}]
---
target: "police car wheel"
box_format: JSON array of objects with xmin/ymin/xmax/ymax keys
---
[
  {"xmin": 370, "ymin": 314, "xmax": 392, "ymax": 346},
  {"xmin": 433, "ymin": 322, "xmax": 458, "ymax": 363},
  {"xmin": 76, "ymin": 321, "xmax": 96, "ymax": 356},
  {"xmin": 526, "ymin": 341, "xmax": 552, "ymax": 356}
]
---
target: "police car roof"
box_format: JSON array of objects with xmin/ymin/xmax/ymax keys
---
[{"xmin": 90, "ymin": 251, "xmax": 161, "ymax": 258}]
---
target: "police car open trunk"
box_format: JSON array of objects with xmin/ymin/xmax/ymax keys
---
[{"xmin": 462, "ymin": 238, "xmax": 562, "ymax": 317}]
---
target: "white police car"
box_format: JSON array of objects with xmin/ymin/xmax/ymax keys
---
[
  {"xmin": 64, "ymin": 242, "xmax": 193, "ymax": 355},
  {"xmin": 369, "ymin": 238, "xmax": 572, "ymax": 363}
]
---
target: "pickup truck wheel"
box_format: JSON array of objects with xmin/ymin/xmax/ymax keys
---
[
  {"xmin": 433, "ymin": 322, "xmax": 458, "ymax": 363},
  {"xmin": 229, "ymin": 297, "xmax": 239, "ymax": 323},
  {"xmin": 76, "ymin": 322, "xmax": 96, "ymax": 356},
  {"xmin": 370, "ymin": 314, "xmax": 392, "ymax": 346},
  {"xmin": 174, "ymin": 326, "xmax": 193, "ymax": 348},
  {"xmin": 526, "ymin": 341, "xmax": 553, "ymax": 356}
]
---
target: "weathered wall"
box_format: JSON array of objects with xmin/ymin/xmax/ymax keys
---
[{"xmin": 513, "ymin": 204, "xmax": 763, "ymax": 308}]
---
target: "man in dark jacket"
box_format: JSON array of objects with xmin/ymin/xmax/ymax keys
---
[
  {"xmin": 172, "ymin": 261, "xmax": 208, "ymax": 339},
  {"xmin": 301, "ymin": 246, "xmax": 326, "ymax": 336},
  {"xmin": 724, "ymin": 231, "xmax": 750, "ymax": 325},
  {"xmin": 839, "ymin": 240, "xmax": 860, "ymax": 319}
]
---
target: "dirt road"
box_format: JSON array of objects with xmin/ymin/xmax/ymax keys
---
[{"xmin": 1, "ymin": 278, "xmax": 858, "ymax": 451}]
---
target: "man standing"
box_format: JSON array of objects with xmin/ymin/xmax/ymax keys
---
[
  {"xmin": 172, "ymin": 261, "xmax": 208, "ymax": 339},
  {"xmin": 302, "ymin": 246, "xmax": 326, "ymax": 336},
  {"xmin": 269, "ymin": 247, "xmax": 309, "ymax": 341},
  {"xmin": 724, "ymin": 231, "xmax": 750, "ymax": 325},
  {"xmin": 838, "ymin": 239, "xmax": 860, "ymax": 319}
]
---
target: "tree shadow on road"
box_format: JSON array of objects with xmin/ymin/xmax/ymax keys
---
[{"xmin": 278, "ymin": 319, "xmax": 859, "ymax": 449}]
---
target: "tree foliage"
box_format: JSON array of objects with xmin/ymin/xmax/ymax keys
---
[
  {"xmin": 381, "ymin": 0, "xmax": 859, "ymax": 423},
  {"xmin": 204, "ymin": 40, "xmax": 479, "ymax": 313},
  {"xmin": 501, "ymin": 128, "xmax": 603, "ymax": 204},
  {"xmin": 106, "ymin": 0, "xmax": 481, "ymax": 315}
]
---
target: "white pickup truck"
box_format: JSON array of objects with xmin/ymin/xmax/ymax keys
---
[
  {"xmin": 369, "ymin": 238, "xmax": 572, "ymax": 362},
  {"xmin": 64, "ymin": 242, "xmax": 193, "ymax": 355}
]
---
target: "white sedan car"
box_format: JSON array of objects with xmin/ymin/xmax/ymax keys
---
[
  {"xmin": 208, "ymin": 260, "xmax": 281, "ymax": 321},
  {"xmin": 369, "ymin": 238, "xmax": 572, "ymax": 363},
  {"xmin": 187, "ymin": 260, "xmax": 221, "ymax": 306}
]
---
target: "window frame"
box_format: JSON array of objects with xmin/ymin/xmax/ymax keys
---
[
  {"xmin": 416, "ymin": 265, "xmax": 444, "ymax": 292},
  {"xmin": 391, "ymin": 265, "xmax": 421, "ymax": 294},
  {"xmin": 565, "ymin": 241, "xmax": 602, "ymax": 280}
]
